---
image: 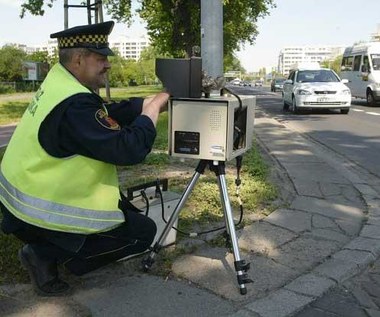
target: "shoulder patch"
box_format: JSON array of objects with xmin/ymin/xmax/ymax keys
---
[{"xmin": 95, "ymin": 109, "xmax": 121, "ymax": 130}]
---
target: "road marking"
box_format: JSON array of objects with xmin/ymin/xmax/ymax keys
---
[{"xmin": 351, "ymin": 108, "xmax": 380, "ymax": 116}]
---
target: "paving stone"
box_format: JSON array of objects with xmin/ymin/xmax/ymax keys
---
[
  {"xmin": 340, "ymin": 184, "xmax": 364, "ymax": 204},
  {"xmin": 355, "ymin": 184, "xmax": 380, "ymax": 198},
  {"xmin": 311, "ymin": 287, "xmax": 368, "ymax": 317},
  {"xmin": 308, "ymin": 228, "xmax": 350, "ymax": 243},
  {"xmin": 344, "ymin": 237, "xmax": 380, "ymax": 256},
  {"xmin": 370, "ymin": 273, "xmax": 380, "ymax": 285},
  {"xmin": 264, "ymin": 209, "xmax": 312, "ymax": 233},
  {"xmin": 361, "ymin": 280, "xmax": 380, "ymax": 300},
  {"xmin": 366, "ymin": 308, "xmax": 380, "ymax": 317},
  {"xmin": 361, "ymin": 225, "xmax": 380, "ymax": 240},
  {"xmin": 312, "ymin": 214, "xmax": 339, "ymax": 229},
  {"xmin": 239, "ymin": 221, "xmax": 297, "ymax": 254},
  {"xmin": 333, "ymin": 249, "xmax": 375, "ymax": 270},
  {"xmin": 171, "ymin": 247, "xmax": 298, "ymax": 301},
  {"xmin": 282, "ymin": 162, "xmax": 349, "ymax": 184},
  {"xmin": 291, "ymin": 196, "xmax": 363, "ymax": 221},
  {"xmin": 351, "ymin": 287, "xmax": 378, "ymax": 309},
  {"xmin": 315, "ymin": 258, "xmax": 360, "ymax": 282},
  {"xmin": 293, "ymin": 181, "xmax": 323, "ymax": 197},
  {"xmin": 271, "ymin": 236, "xmax": 340, "ymax": 271},
  {"xmin": 319, "ymin": 183, "xmax": 346, "ymax": 197},
  {"xmin": 245, "ymin": 289, "xmax": 313, "ymax": 317},
  {"xmin": 284, "ymin": 273, "xmax": 335, "ymax": 297},
  {"xmin": 295, "ymin": 307, "xmax": 337, "ymax": 317},
  {"xmin": 228, "ymin": 309, "xmax": 261, "ymax": 317},
  {"xmin": 335, "ymin": 218, "xmax": 364, "ymax": 236}
]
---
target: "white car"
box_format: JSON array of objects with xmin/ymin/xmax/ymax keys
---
[{"xmin": 282, "ymin": 68, "xmax": 351, "ymax": 114}]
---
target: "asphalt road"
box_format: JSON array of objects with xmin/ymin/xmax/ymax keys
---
[
  {"xmin": 226, "ymin": 84, "xmax": 380, "ymax": 316},
  {"xmin": 227, "ymin": 84, "xmax": 380, "ymax": 193}
]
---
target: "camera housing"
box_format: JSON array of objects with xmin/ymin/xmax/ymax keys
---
[
  {"xmin": 155, "ymin": 57, "xmax": 255, "ymax": 161},
  {"xmin": 155, "ymin": 57, "xmax": 202, "ymax": 98},
  {"xmin": 168, "ymin": 95, "xmax": 255, "ymax": 161}
]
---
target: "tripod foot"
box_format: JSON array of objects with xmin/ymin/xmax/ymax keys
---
[
  {"xmin": 235, "ymin": 260, "xmax": 253, "ymax": 295},
  {"xmin": 141, "ymin": 256, "xmax": 155, "ymax": 272}
]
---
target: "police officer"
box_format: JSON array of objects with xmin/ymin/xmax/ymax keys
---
[{"xmin": 0, "ymin": 21, "xmax": 170, "ymax": 296}]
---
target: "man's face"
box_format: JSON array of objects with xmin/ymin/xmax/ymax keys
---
[{"xmin": 76, "ymin": 52, "xmax": 111, "ymax": 91}]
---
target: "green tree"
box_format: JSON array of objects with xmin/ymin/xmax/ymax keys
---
[
  {"xmin": 321, "ymin": 55, "xmax": 343, "ymax": 75},
  {"xmin": 224, "ymin": 53, "xmax": 245, "ymax": 73},
  {"xmin": 20, "ymin": 0, "xmax": 133, "ymax": 23},
  {"xmin": 27, "ymin": 49, "xmax": 59, "ymax": 66},
  {"xmin": 123, "ymin": 59, "xmax": 140, "ymax": 85},
  {"xmin": 258, "ymin": 67, "xmax": 266, "ymax": 78},
  {"xmin": 138, "ymin": 0, "xmax": 275, "ymax": 57},
  {"xmin": 0, "ymin": 46, "xmax": 27, "ymax": 82},
  {"xmin": 19, "ymin": 1, "xmax": 275, "ymax": 58},
  {"xmin": 108, "ymin": 50, "xmax": 129, "ymax": 87},
  {"xmin": 138, "ymin": 46, "xmax": 163, "ymax": 85},
  {"xmin": 27, "ymin": 50, "xmax": 49, "ymax": 63}
]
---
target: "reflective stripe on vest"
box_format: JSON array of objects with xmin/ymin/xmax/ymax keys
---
[
  {"xmin": 0, "ymin": 170, "xmax": 124, "ymax": 233},
  {"xmin": 0, "ymin": 63, "xmax": 124, "ymax": 234}
]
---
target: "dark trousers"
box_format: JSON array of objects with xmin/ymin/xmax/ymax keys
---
[
  {"xmin": 2, "ymin": 206, "xmax": 157, "ymax": 276},
  {"xmin": 63, "ymin": 210, "xmax": 157, "ymax": 275}
]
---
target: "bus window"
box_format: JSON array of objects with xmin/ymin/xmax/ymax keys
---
[
  {"xmin": 363, "ymin": 56, "xmax": 369, "ymax": 72},
  {"xmin": 353, "ymin": 55, "xmax": 362, "ymax": 71},
  {"xmin": 341, "ymin": 56, "xmax": 353, "ymax": 71},
  {"xmin": 371, "ymin": 54, "xmax": 380, "ymax": 71}
]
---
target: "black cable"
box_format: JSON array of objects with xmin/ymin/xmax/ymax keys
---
[
  {"xmin": 140, "ymin": 190, "xmax": 150, "ymax": 217},
  {"xmin": 234, "ymin": 156, "xmax": 244, "ymax": 225},
  {"xmin": 156, "ymin": 168, "xmax": 245, "ymax": 237}
]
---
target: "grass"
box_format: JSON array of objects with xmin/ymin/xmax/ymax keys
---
[
  {"xmin": 0, "ymin": 86, "xmax": 163, "ymax": 125},
  {"xmin": 0, "ymin": 87, "xmax": 278, "ymax": 284}
]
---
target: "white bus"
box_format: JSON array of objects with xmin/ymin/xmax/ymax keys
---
[{"xmin": 340, "ymin": 42, "xmax": 380, "ymax": 106}]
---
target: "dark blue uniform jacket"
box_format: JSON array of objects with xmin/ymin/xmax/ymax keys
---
[{"xmin": 1, "ymin": 91, "xmax": 156, "ymax": 251}]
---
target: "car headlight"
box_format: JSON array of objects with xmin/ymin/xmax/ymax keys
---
[
  {"xmin": 296, "ymin": 89, "xmax": 312, "ymax": 95},
  {"xmin": 341, "ymin": 89, "xmax": 351, "ymax": 95},
  {"xmin": 375, "ymin": 82, "xmax": 380, "ymax": 88}
]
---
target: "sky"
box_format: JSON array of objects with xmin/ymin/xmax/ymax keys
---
[{"xmin": 1, "ymin": 0, "xmax": 380, "ymax": 73}]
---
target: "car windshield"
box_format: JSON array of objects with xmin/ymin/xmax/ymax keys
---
[
  {"xmin": 371, "ymin": 54, "xmax": 380, "ymax": 70},
  {"xmin": 296, "ymin": 70, "xmax": 340, "ymax": 83},
  {"xmin": 275, "ymin": 79, "xmax": 285, "ymax": 83}
]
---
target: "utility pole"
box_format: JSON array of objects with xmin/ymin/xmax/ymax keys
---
[
  {"xmin": 200, "ymin": 0, "xmax": 223, "ymax": 79},
  {"xmin": 63, "ymin": 1, "xmax": 110, "ymax": 101},
  {"xmin": 63, "ymin": 0, "xmax": 103, "ymax": 28}
]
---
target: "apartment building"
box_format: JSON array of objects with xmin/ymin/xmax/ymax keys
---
[
  {"xmin": 4, "ymin": 34, "xmax": 150, "ymax": 61},
  {"xmin": 371, "ymin": 24, "xmax": 380, "ymax": 41},
  {"xmin": 278, "ymin": 45, "xmax": 346, "ymax": 75},
  {"xmin": 109, "ymin": 35, "xmax": 149, "ymax": 60}
]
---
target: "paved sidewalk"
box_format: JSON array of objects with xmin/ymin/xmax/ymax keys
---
[{"xmin": 1, "ymin": 108, "xmax": 380, "ymax": 317}]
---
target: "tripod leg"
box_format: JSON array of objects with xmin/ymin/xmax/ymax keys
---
[
  {"xmin": 142, "ymin": 168, "xmax": 203, "ymax": 271},
  {"xmin": 217, "ymin": 173, "xmax": 252, "ymax": 295}
]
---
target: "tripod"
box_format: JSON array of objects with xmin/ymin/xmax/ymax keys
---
[{"xmin": 142, "ymin": 159, "xmax": 252, "ymax": 295}]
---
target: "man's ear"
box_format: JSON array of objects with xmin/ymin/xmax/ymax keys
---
[
  {"xmin": 72, "ymin": 51, "xmax": 82, "ymax": 66},
  {"xmin": 64, "ymin": 51, "xmax": 83, "ymax": 75}
]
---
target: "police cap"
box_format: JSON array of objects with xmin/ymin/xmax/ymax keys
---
[{"xmin": 50, "ymin": 21, "xmax": 115, "ymax": 56}]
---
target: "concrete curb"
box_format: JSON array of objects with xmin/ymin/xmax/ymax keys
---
[{"xmin": 231, "ymin": 116, "xmax": 380, "ymax": 317}]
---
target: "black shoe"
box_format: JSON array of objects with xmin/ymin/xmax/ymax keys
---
[{"xmin": 18, "ymin": 244, "xmax": 70, "ymax": 296}]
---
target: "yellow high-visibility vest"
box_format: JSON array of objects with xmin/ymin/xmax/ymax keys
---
[{"xmin": 0, "ymin": 63, "xmax": 124, "ymax": 234}]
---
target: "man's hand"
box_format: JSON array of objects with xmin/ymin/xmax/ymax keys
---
[{"xmin": 141, "ymin": 91, "xmax": 170, "ymax": 127}]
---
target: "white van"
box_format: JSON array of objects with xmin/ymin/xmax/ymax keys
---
[{"xmin": 340, "ymin": 42, "xmax": 380, "ymax": 106}]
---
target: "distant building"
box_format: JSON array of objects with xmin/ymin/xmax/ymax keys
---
[
  {"xmin": 110, "ymin": 35, "xmax": 150, "ymax": 60},
  {"xmin": 371, "ymin": 24, "xmax": 380, "ymax": 42},
  {"xmin": 278, "ymin": 45, "xmax": 346, "ymax": 76},
  {"xmin": 2, "ymin": 34, "xmax": 150, "ymax": 62}
]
